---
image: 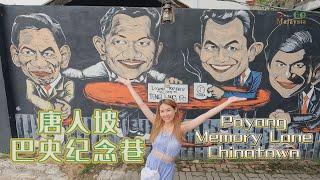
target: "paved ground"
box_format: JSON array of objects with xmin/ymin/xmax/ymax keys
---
[{"xmin": 0, "ymin": 157, "xmax": 320, "ymax": 180}]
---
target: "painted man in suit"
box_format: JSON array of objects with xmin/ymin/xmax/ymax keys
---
[
  {"xmin": 63, "ymin": 7, "xmax": 181, "ymax": 137},
  {"xmin": 194, "ymin": 10, "xmax": 264, "ymax": 100},
  {"xmin": 266, "ymin": 20, "xmax": 320, "ymax": 131},
  {"xmin": 64, "ymin": 7, "xmax": 167, "ymax": 83},
  {"xmin": 10, "ymin": 13, "xmax": 74, "ymax": 120}
]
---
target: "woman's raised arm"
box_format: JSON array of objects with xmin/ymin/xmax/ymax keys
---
[
  {"xmin": 181, "ymin": 96, "xmax": 246, "ymax": 132},
  {"xmin": 116, "ymin": 77, "xmax": 156, "ymax": 124}
]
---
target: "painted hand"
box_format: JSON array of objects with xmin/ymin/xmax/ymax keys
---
[
  {"xmin": 269, "ymin": 109, "xmax": 285, "ymax": 119},
  {"xmin": 269, "ymin": 109, "xmax": 291, "ymax": 123},
  {"xmin": 164, "ymin": 77, "xmax": 183, "ymax": 85},
  {"xmin": 56, "ymin": 99, "xmax": 71, "ymax": 119},
  {"xmin": 208, "ymin": 86, "xmax": 224, "ymax": 99},
  {"xmin": 275, "ymin": 112, "xmax": 291, "ymax": 123}
]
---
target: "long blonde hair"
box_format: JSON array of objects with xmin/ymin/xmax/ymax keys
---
[{"xmin": 150, "ymin": 99, "xmax": 185, "ymax": 143}]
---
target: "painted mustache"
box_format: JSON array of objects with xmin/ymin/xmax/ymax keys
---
[{"xmin": 276, "ymin": 76, "xmax": 304, "ymax": 89}]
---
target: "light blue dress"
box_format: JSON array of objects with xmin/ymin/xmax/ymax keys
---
[{"xmin": 145, "ymin": 132, "xmax": 181, "ymax": 180}]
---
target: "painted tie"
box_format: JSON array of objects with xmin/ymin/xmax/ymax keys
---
[
  {"xmin": 301, "ymin": 95, "xmax": 309, "ymax": 114},
  {"xmin": 44, "ymin": 84, "xmax": 51, "ymax": 94},
  {"xmin": 240, "ymin": 73, "xmax": 246, "ymax": 86}
]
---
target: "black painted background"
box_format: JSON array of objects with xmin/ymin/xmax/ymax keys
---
[{"xmin": 1, "ymin": 6, "xmax": 320, "ymax": 139}]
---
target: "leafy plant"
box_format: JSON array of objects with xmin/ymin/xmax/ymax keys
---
[{"xmin": 79, "ymin": 163, "xmax": 96, "ymax": 175}]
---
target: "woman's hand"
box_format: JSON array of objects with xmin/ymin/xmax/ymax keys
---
[
  {"xmin": 115, "ymin": 77, "xmax": 132, "ymax": 86},
  {"xmin": 227, "ymin": 96, "xmax": 247, "ymax": 103}
]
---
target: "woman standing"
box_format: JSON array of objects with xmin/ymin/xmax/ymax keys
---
[{"xmin": 116, "ymin": 77, "xmax": 245, "ymax": 180}]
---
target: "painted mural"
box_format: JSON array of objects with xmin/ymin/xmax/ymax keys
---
[{"xmin": 1, "ymin": 6, "xmax": 320, "ymax": 161}]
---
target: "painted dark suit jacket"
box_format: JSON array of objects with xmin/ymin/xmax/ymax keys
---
[
  {"xmin": 223, "ymin": 70, "xmax": 262, "ymax": 99},
  {"xmin": 289, "ymin": 87, "xmax": 320, "ymax": 129}
]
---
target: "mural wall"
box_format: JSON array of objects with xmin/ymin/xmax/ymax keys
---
[{"xmin": 1, "ymin": 6, "xmax": 320, "ymax": 160}]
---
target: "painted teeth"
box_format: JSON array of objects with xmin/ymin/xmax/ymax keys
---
[
  {"xmin": 120, "ymin": 61, "xmax": 142, "ymax": 65},
  {"xmin": 123, "ymin": 62, "xmax": 141, "ymax": 65},
  {"xmin": 211, "ymin": 65, "xmax": 231, "ymax": 70}
]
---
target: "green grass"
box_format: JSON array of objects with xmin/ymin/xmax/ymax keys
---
[
  {"xmin": 79, "ymin": 163, "xmax": 96, "ymax": 175},
  {"xmin": 256, "ymin": 0, "xmax": 289, "ymax": 6},
  {"xmin": 0, "ymin": 153, "xmax": 9, "ymax": 159},
  {"xmin": 206, "ymin": 158, "xmax": 217, "ymax": 163}
]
